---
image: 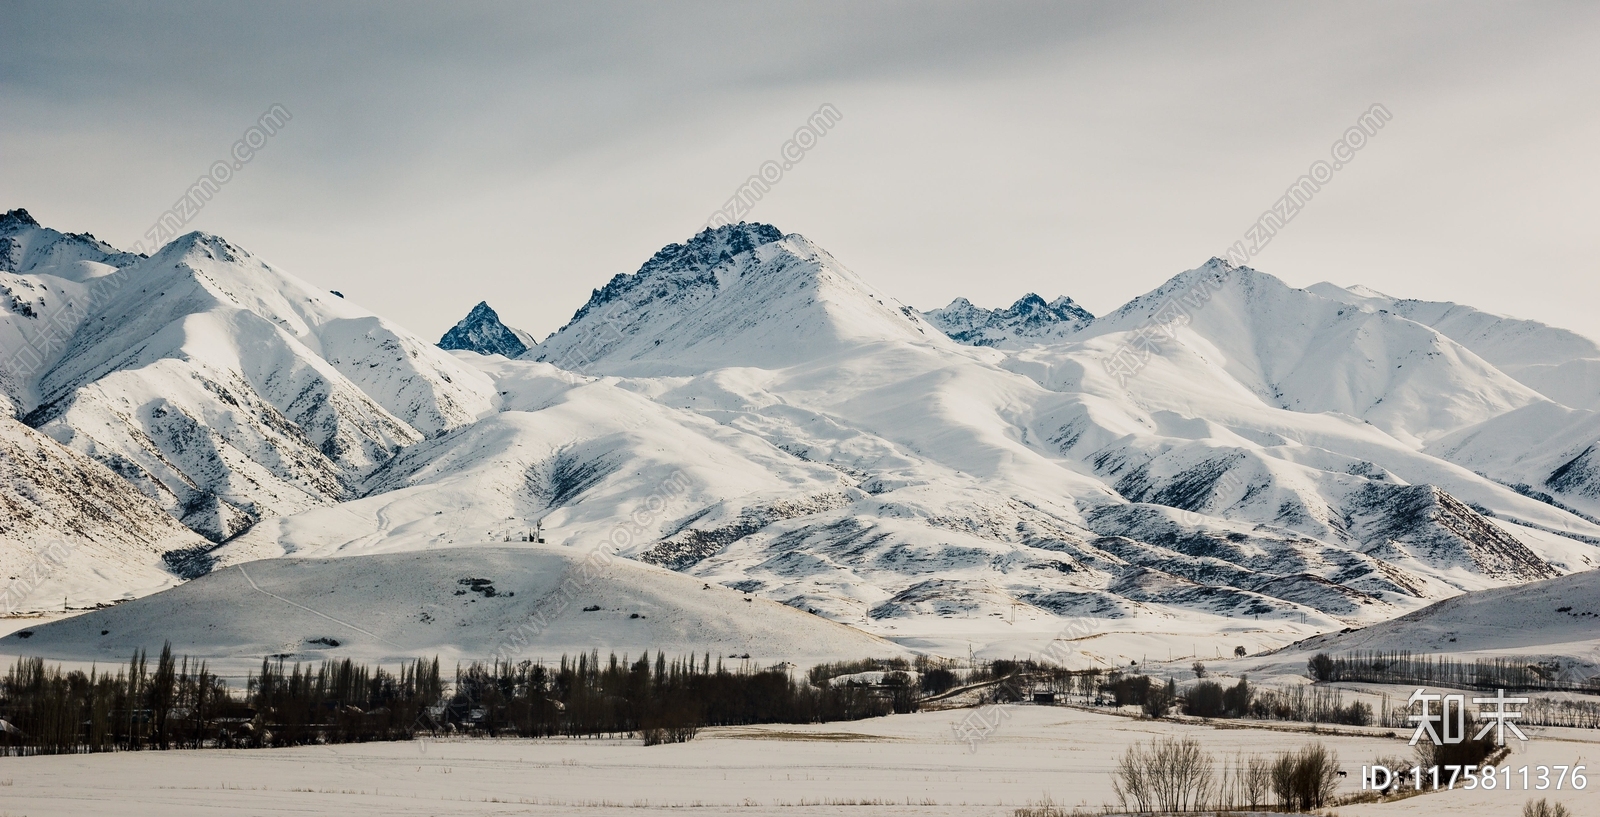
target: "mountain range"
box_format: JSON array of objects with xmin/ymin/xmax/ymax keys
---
[{"xmin": 5, "ymin": 210, "xmax": 1600, "ymax": 668}]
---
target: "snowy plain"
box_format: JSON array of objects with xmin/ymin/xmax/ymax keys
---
[{"xmin": 2, "ymin": 704, "xmax": 1596, "ymax": 816}]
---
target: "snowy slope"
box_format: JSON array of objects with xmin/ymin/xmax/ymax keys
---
[
  {"xmin": 0, "ymin": 208, "xmax": 142, "ymax": 409},
  {"xmin": 210, "ymin": 357, "xmax": 852, "ymax": 566},
  {"xmin": 992, "ymin": 261, "xmax": 1596, "ymax": 556},
  {"xmin": 1277, "ymin": 567, "xmax": 1600, "ymax": 677},
  {"xmin": 1311, "ymin": 282, "xmax": 1600, "ymax": 411},
  {"xmin": 1074, "ymin": 261, "xmax": 1544, "ymax": 447},
  {"xmin": 0, "ymin": 545, "xmax": 904, "ymax": 671},
  {"xmin": 438, "ymin": 300, "xmax": 536, "ymax": 357},
  {"xmin": 1426, "ymin": 401, "xmax": 1600, "ymax": 522},
  {"xmin": 1296, "ymin": 286, "xmax": 1600, "ymax": 522},
  {"xmin": 923, "ymin": 293, "xmax": 1093, "ymax": 348},
  {"xmin": 0, "ymin": 416, "xmax": 206, "ymax": 611}
]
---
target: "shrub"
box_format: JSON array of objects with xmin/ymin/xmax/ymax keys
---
[
  {"xmin": 1270, "ymin": 743, "xmax": 1340, "ymax": 812},
  {"xmin": 1415, "ymin": 713, "xmax": 1496, "ymax": 768},
  {"xmin": 1338, "ymin": 699, "xmax": 1373, "ymax": 726},
  {"xmin": 1239, "ymin": 752, "xmax": 1272, "ymax": 809},
  {"xmin": 921, "ymin": 667, "xmax": 958, "ymax": 696},
  {"xmin": 1222, "ymin": 677, "xmax": 1251, "ymax": 716},
  {"xmin": 1143, "ymin": 679, "xmax": 1175, "ymax": 718},
  {"xmin": 1308, "ymin": 653, "xmax": 1336, "ymax": 681},
  {"xmin": 1102, "ymin": 673, "xmax": 1152, "ymax": 707},
  {"xmin": 1184, "ymin": 680, "xmax": 1226, "ymax": 718}
]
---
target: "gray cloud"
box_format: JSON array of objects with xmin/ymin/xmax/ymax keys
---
[{"xmin": 2, "ymin": 1, "xmax": 1597, "ymax": 342}]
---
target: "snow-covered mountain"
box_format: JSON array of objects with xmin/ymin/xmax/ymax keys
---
[
  {"xmin": 530, "ymin": 223, "xmax": 943, "ymax": 375},
  {"xmin": 1299, "ymin": 284, "xmax": 1600, "ymax": 522},
  {"xmin": 923, "ymin": 293, "xmax": 1093, "ymax": 348},
  {"xmin": 190, "ymin": 226, "xmax": 1600, "ymax": 665},
  {"xmin": 438, "ymin": 300, "xmax": 537, "ymax": 357},
  {"xmin": 2, "ymin": 218, "xmax": 495, "ymax": 543},
  {"xmin": 1425, "ymin": 402, "xmax": 1600, "ymax": 522},
  {"xmin": 6, "ymin": 213, "xmax": 1600, "ymax": 667}
]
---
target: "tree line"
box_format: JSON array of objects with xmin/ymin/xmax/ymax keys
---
[
  {"xmin": 1309, "ymin": 650, "xmax": 1594, "ymax": 692},
  {"xmin": 0, "ymin": 645, "xmax": 902, "ymax": 755}
]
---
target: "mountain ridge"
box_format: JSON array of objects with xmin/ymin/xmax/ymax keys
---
[
  {"xmin": 923, "ymin": 293, "xmax": 1094, "ymax": 348},
  {"xmin": 5, "ymin": 210, "xmax": 1600, "ymax": 664}
]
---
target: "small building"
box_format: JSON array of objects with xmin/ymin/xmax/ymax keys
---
[{"xmin": 1032, "ymin": 691, "xmax": 1057, "ymax": 704}]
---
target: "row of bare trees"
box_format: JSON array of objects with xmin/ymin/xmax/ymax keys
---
[
  {"xmin": 1309, "ymin": 650, "xmax": 1593, "ymax": 692},
  {"xmin": 0, "ymin": 644, "xmax": 239, "ymax": 755}
]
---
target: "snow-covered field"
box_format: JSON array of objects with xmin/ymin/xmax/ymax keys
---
[{"xmin": 1, "ymin": 704, "xmax": 1594, "ymax": 816}]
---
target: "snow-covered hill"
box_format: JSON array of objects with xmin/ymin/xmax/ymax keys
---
[
  {"xmin": 0, "ymin": 545, "xmax": 903, "ymax": 672},
  {"xmin": 923, "ymin": 293, "xmax": 1093, "ymax": 348},
  {"xmin": 1299, "ymin": 285, "xmax": 1600, "ymax": 522},
  {"xmin": 438, "ymin": 300, "xmax": 536, "ymax": 357},
  {"xmin": 1425, "ymin": 402, "xmax": 1600, "ymax": 522},
  {"xmin": 1272, "ymin": 567, "xmax": 1600, "ymax": 679}
]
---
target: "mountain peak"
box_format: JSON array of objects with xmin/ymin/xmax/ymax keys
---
[
  {"xmin": 535, "ymin": 227, "xmax": 934, "ymax": 374},
  {"xmin": 133, "ymin": 231, "xmax": 254, "ymax": 273},
  {"xmin": 1, "ymin": 208, "xmax": 40, "ymax": 229},
  {"xmin": 923, "ymin": 291, "xmax": 1094, "ymax": 348},
  {"xmin": 438, "ymin": 300, "xmax": 536, "ymax": 358},
  {"xmin": 646, "ymin": 222, "xmax": 784, "ymax": 276},
  {"xmin": 0, "ymin": 207, "xmax": 140, "ymax": 275},
  {"xmin": 566, "ymin": 222, "xmax": 784, "ymax": 327}
]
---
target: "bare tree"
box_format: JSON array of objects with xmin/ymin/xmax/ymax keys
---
[
  {"xmin": 1524, "ymin": 798, "xmax": 1572, "ymax": 817},
  {"xmin": 1113, "ymin": 736, "xmax": 1214, "ymax": 812},
  {"xmin": 1239, "ymin": 751, "xmax": 1272, "ymax": 809},
  {"xmin": 1112, "ymin": 742, "xmax": 1153, "ymax": 812}
]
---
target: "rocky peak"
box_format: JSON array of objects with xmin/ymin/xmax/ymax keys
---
[
  {"xmin": 1, "ymin": 208, "xmax": 40, "ymax": 230},
  {"xmin": 923, "ymin": 291, "xmax": 1094, "ymax": 347},
  {"xmin": 566, "ymin": 222, "xmax": 784, "ymax": 325},
  {"xmin": 438, "ymin": 300, "xmax": 536, "ymax": 358}
]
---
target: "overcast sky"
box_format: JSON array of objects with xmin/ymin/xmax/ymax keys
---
[{"xmin": 3, "ymin": 1, "xmax": 1598, "ymax": 342}]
